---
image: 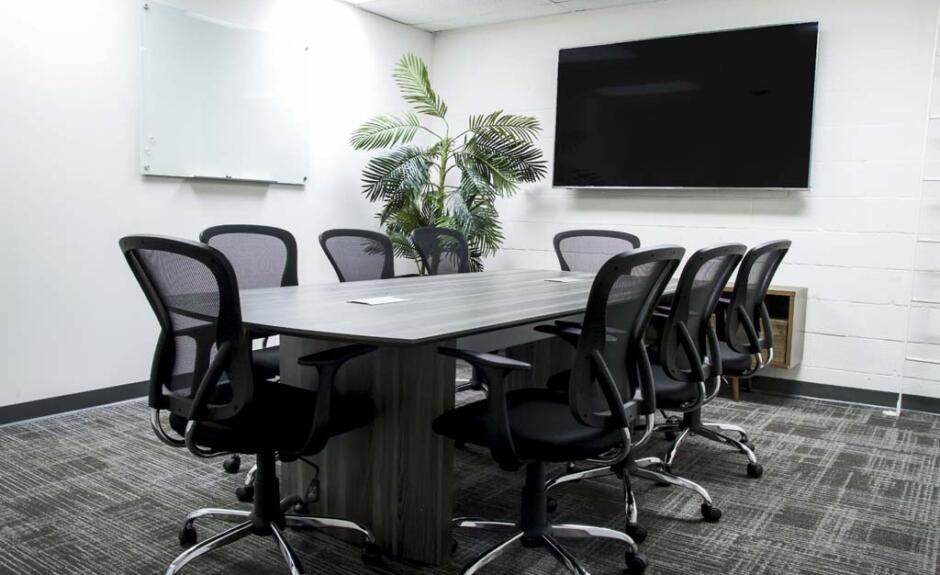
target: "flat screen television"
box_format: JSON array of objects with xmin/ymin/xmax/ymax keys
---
[{"xmin": 553, "ymin": 22, "xmax": 819, "ymax": 189}]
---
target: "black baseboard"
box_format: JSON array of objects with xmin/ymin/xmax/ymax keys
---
[
  {"xmin": 751, "ymin": 376, "xmax": 940, "ymax": 415},
  {"xmin": 901, "ymin": 393, "xmax": 940, "ymax": 415},
  {"xmin": 1, "ymin": 377, "xmax": 936, "ymax": 427},
  {"xmin": 0, "ymin": 381, "xmax": 148, "ymax": 426}
]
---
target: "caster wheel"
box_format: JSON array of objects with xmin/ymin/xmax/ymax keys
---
[
  {"xmin": 700, "ymin": 503, "xmax": 722, "ymax": 522},
  {"xmin": 292, "ymin": 501, "xmax": 310, "ymax": 515},
  {"xmin": 222, "ymin": 455, "xmax": 241, "ymax": 474},
  {"xmin": 747, "ymin": 463, "xmax": 764, "ymax": 479},
  {"xmin": 179, "ymin": 525, "xmax": 197, "ymax": 547},
  {"xmin": 664, "ymin": 430, "xmax": 677, "ymax": 442},
  {"xmin": 546, "ymin": 496, "xmax": 558, "ymax": 514},
  {"xmin": 624, "ymin": 551, "xmax": 648, "ymax": 574},
  {"xmin": 625, "ymin": 524, "xmax": 648, "ymax": 544},
  {"xmin": 362, "ymin": 543, "xmax": 383, "ymax": 566},
  {"xmin": 235, "ymin": 485, "xmax": 254, "ymax": 503}
]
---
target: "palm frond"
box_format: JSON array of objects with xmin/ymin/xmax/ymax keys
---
[
  {"xmin": 361, "ymin": 146, "xmax": 431, "ymax": 203},
  {"xmin": 456, "ymin": 146, "xmax": 517, "ymax": 195},
  {"xmin": 350, "ymin": 113, "xmax": 420, "ymax": 150},
  {"xmin": 387, "ymin": 229, "xmax": 420, "ymax": 262},
  {"xmin": 463, "ymin": 132, "xmax": 547, "ymax": 189},
  {"xmin": 443, "ymin": 186, "xmax": 472, "ymax": 225},
  {"xmin": 466, "ymin": 202, "xmax": 504, "ymax": 256},
  {"xmin": 393, "ymin": 53, "xmax": 448, "ymax": 118},
  {"xmin": 467, "ymin": 111, "xmax": 541, "ymax": 143}
]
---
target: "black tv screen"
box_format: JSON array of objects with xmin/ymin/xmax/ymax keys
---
[{"xmin": 553, "ymin": 22, "xmax": 819, "ymax": 189}]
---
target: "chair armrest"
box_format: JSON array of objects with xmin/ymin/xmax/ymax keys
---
[
  {"xmin": 634, "ymin": 343, "xmax": 657, "ymax": 417},
  {"xmin": 590, "ymin": 350, "xmax": 631, "ymax": 429},
  {"xmin": 736, "ymin": 305, "xmax": 763, "ymax": 355},
  {"xmin": 556, "ymin": 319, "xmax": 626, "ymax": 336},
  {"xmin": 535, "ymin": 324, "xmax": 618, "ymax": 347},
  {"xmin": 534, "ymin": 324, "xmax": 583, "ymax": 347},
  {"xmin": 716, "ymin": 298, "xmax": 762, "ymax": 356},
  {"xmin": 184, "ymin": 341, "xmax": 235, "ymax": 457},
  {"xmin": 759, "ymin": 303, "xmax": 774, "ymax": 349},
  {"xmin": 175, "ymin": 324, "xmax": 215, "ymax": 340},
  {"xmin": 438, "ymin": 347, "xmax": 531, "ymax": 371},
  {"xmin": 284, "ymin": 344, "xmax": 378, "ymax": 461},
  {"xmin": 702, "ymin": 323, "xmax": 724, "ymax": 402},
  {"xmin": 649, "ymin": 310, "xmax": 669, "ymax": 329},
  {"xmin": 187, "ymin": 341, "xmax": 232, "ymax": 422},
  {"xmin": 298, "ymin": 344, "xmax": 378, "ymax": 367},
  {"xmin": 438, "ymin": 347, "xmax": 529, "ymax": 471},
  {"xmin": 676, "ymin": 322, "xmax": 707, "ymax": 383}
]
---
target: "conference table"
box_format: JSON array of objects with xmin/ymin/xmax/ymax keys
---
[{"xmin": 237, "ymin": 269, "xmax": 605, "ymax": 564}]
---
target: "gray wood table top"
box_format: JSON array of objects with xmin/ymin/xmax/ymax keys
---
[{"xmin": 237, "ymin": 269, "xmax": 597, "ymax": 345}]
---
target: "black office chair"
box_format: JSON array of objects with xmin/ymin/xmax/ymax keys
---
[
  {"xmin": 319, "ymin": 229, "xmax": 395, "ymax": 282},
  {"xmin": 539, "ymin": 244, "xmax": 742, "ymax": 535},
  {"xmin": 645, "ymin": 243, "xmax": 767, "ymax": 479},
  {"xmin": 120, "ymin": 235, "xmax": 380, "ymax": 575},
  {"xmin": 410, "ymin": 226, "xmax": 482, "ymax": 395},
  {"xmin": 554, "ymin": 229, "xmax": 641, "ymax": 272},
  {"xmin": 662, "ymin": 239, "xmax": 791, "ymax": 473},
  {"xmin": 200, "ymin": 225, "xmax": 297, "ymax": 486},
  {"xmin": 434, "ymin": 246, "xmax": 684, "ymax": 575},
  {"xmin": 717, "ymin": 240, "xmax": 792, "ymax": 378},
  {"xmin": 411, "ymin": 226, "xmax": 471, "ymax": 275},
  {"xmin": 200, "ymin": 225, "xmax": 297, "ymax": 379}
]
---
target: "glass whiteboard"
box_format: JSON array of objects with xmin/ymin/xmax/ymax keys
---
[{"xmin": 140, "ymin": 2, "xmax": 309, "ymax": 185}]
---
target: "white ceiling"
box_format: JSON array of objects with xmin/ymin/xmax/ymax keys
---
[{"xmin": 342, "ymin": 0, "xmax": 663, "ymax": 32}]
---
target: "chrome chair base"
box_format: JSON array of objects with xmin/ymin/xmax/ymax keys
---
[
  {"xmin": 658, "ymin": 411, "xmax": 763, "ymax": 478},
  {"xmin": 169, "ymin": 501, "xmax": 378, "ymax": 575},
  {"xmin": 453, "ymin": 518, "xmax": 646, "ymax": 575},
  {"xmin": 170, "ymin": 449, "xmax": 379, "ymax": 575},
  {"xmin": 453, "ymin": 462, "xmax": 647, "ymax": 575},
  {"xmin": 544, "ymin": 456, "xmax": 722, "ymax": 526}
]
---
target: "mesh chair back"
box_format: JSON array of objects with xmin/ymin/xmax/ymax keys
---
[
  {"xmin": 724, "ymin": 240, "xmax": 791, "ymax": 353},
  {"xmin": 200, "ymin": 225, "xmax": 298, "ymax": 289},
  {"xmin": 120, "ymin": 235, "xmax": 253, "ymax": 422},
  {"xmin": 554, "ymin": 230, "xmax": 641, "ymax": 273},
  {"xmin": 568, "ymin": 246, "xmax": 684, "ymax": 428},
  {"xmin": 659, "ymin": 244, "xmax": 746, "ymax": 383},
  {"xmin": 319, "ymin": 229, "xmax": 394, "ymax": 282},
  {"xmin": 411, "ymin": 227, "xmax": 471, "ymax": 275}
]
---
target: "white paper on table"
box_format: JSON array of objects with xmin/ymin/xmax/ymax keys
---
[{"xmin": 347, "ymin": 296, "xmax": 411, "ymax": 305}]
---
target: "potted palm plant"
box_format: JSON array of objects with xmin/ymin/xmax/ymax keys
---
[{"xmin": 351, "ymin": 54, "xmax": 547, "ymax": 272}]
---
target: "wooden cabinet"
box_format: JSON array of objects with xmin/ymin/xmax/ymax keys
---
[
  {"xmin": 763, "ymin": 286, "xmax": 807, "ymax": 370},
  {"xmin": 720, "ymin": 285, "xmax": 805, "ymax": 370}
]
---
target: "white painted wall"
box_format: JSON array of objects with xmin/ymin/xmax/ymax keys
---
[
  {"xmin": 3, "ymin": 0, "xmax": 938, "ymax": 409},
  {"xmin": 0, "ymin": 0, "xmax": 432, "ymax": 407},
  {"xmin": 430, "ymin": 0, "xmax": 940, "ymax": 399}
]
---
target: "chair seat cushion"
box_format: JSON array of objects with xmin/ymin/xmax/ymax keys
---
[
  {"xmin": 651, "ymin": 365, "xmax": 699, "ymax": 409},
  {"xmin": 547, "ymin": 367, "xmax": 698, "ymax": 411},
  {"xmin": 252, "ymin": 346, "xmax": 280, "ymax": 378},
  {"xmin": 169, "ymin": 382, "xmax": 374, "ymax": 455},
  {"xmin": 718, "ymin": 342, "xmax": 753, "ymax": 375},
  {"xmin": 433, "ymin": 388, "xmax": 626, "ymax": 462}
]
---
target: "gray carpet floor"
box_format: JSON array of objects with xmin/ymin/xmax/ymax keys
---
[{"xmin": 0, "ymin": 391, "xmax": 938, "ymax": 574}]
